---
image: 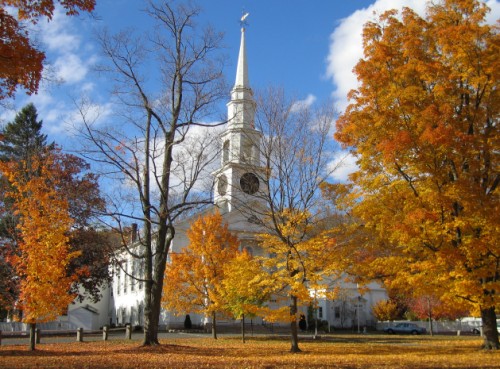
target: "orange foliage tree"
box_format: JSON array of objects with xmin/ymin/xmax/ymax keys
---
[
  {"xmin": 161, "ymin": 211, "xmax": 239, "ymax": 339},
  {"xmin": 335, "ymin": 0, "xmax": 499, "ymax": 349},
  {"xmin": 0, "ymin": 152, "xmax": 78, "ymax": 350},
  {"xmin": 0, "ymin": 0, "xmax": 95, "ymax": 99}
]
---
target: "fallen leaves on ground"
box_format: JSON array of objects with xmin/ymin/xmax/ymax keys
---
[{"xmin": 1, "ymin": 335, "xmax": 499, "ymax": 368}]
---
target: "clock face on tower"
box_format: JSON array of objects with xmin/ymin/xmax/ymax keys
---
[
  {"xmin": 240, "ymin": 172, "xmax": 259, "ymax": 195},
  {"xmin": 217, "ymin": 174, "xmax": 228, "ymax": 196}
]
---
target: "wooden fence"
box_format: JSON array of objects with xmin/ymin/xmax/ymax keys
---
[{"xmin": 0, "ymin": 325, "xmax": 134, "ymax": 345}]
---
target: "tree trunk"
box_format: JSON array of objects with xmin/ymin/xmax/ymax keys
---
[
  {"xmin": 427, "ymin": 298, "xmax": 433, "ymax": 336},
  {"xmin": 290, "ymin": 295, "xmax": 301, "ymax": 353},
  {"xmin": 29, "ymin": 323, "xmax": 36, "ymax": 351},
  {"xmin": 142, "ymin": 227, "xmax": 172, "ymax": 346},
  {"xmin": 212, "ymin": 312, "xmax": 217, "ymax": 340},
  {"xmin": 142, "ymin": 247, "xmax": 160, "ymax": 347},
  {"xmin": 481, "ymin": 306, "xmax": 499, "ymax": 350},
  {"xmin": 142, "ymin": 279, "xmax": 159, "ymax": 346},
  {"xmin": 241, "ymin": 314, "xmax": 246, "ymax": 343}
]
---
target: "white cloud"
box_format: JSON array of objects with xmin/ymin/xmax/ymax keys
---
[
  {"xmin": 328, "ymin": 151, "xmax": 358, "ymax": 183},
  {"xmin": 54, "ymin": 54, "xmax": 90, "ymax": 84},
  {"xmin": 42, "ymin": 100, "xmax": 114, "ymax": 137},
  {"xmin": 327, "ymin": 0, "xmax": 499, "ymax": 113},
  {"xmin": 485, "ymin": 0, "xmax": 500, "ymax": 22},
  {"xmin": 36, "ymin": 6, "xmax": 97, "ymax": 85},
  {"xmin": 327, "ymin": 0, "xmax": 429, "ymax": 113},
  {"xmin": 291, "ymin": 94, "xmax": 317, "ymax": 112},
  {"xmin": 39, "ymin": 8, "xmax": 82, "ymax": 53}
]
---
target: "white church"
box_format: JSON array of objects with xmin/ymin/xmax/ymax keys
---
[{"xmin": 67, "ymin": 25, "xmax": 387, "ymax": 332}]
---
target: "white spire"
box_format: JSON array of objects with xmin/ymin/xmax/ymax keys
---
[
  {"xmin": 234, "ymin": 27, "xmax": 249, "ymax": 88},
  {"xmin": 227, "ymin": 20, "xmax": 255, "ymax": 129}
]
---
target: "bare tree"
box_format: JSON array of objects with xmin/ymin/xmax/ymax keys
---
[
  {"xmin": 232, "ymin": 86, "xmax": 338, "ymax": 352},
  {"xmin": 76, "ymin": 0, "xmax": 226, "ymax": 346}
]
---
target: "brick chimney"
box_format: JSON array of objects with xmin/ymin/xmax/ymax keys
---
[{"xmin": 131, "ymin": 223, "xmax": 138, "ymax": 243}]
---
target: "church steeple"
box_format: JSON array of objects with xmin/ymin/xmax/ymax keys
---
[
  {"xmin": 234, "ymin": 28, "xmax": 249, "ymax": 89},
  {"xmin": 227, "ymin": 26, "xmax": 255, "ymax": 130},
  {"xmin": 213, "ymin": 22, "xmax": 265, "ymax": 213}
]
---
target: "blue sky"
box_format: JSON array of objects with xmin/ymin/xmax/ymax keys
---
[{"xmin": 2, "ymin": 0, "xmax": 499, "ymax": 181}]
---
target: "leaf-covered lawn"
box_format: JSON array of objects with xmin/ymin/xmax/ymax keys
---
[{"xmin": 1, "ymin": 335, "xmax": 499, "ymax": 368}]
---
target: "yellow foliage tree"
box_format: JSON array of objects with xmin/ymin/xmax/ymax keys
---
[
  {"xmin": 335, "ymin": 0, "xmax": 499, "ymax": 349},
  {"xmin": 257, "ymin": 209, "xmax": 337, "ymax": 351},
  {"xmin": 161, "ymin": 210, "xmax": 239, "ymax": 339},
  {"xmin": 372, "ymin": 299, "xmax": 400, "ymax": 322},
  {"xmin": 220, "ymin": 250, "xmax": 271, "ymax": 342},
  {"xmin": 0, "ymin": 152, "xmax": 78, "ymax": 350}
]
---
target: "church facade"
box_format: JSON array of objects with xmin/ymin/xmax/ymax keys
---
[{"xmin": 69, "ymin": 26, "xmax": 387, "ymax": 332}]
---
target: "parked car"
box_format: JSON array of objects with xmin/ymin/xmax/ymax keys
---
[
  {"xmin": 460, "ymin": 317, "xmax": 482, "ymax": 334},
  {"xmin": 384, "ymin": 323, "xmax": 426, "ymax": 335},
  {"xmin": 471, "ymin": 325, "xmax": 500, "ymax": 334}
]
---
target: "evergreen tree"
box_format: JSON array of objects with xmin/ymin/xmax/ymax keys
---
[
  {"xmin": 0, "ymin": 104, "xmax": 52, "ymax": 238},
  {"xmin": 0, "ymin": 103, "xmax": 53, "ymax": 164}
]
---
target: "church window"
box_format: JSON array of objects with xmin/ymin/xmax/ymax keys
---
[
  {"xmin": 241, "ymin": 137, "xmax": 252, "ymax": 163},
  {"xmin": 124, "ymin": 263, "xmax": 128, "ymax": 294},
  {"xmin": 138, "ymin": 304, "xmax": 144, "ymax": 326},
  {"xmin": 318, "ymin": 307, "xmax": 323, "ymax": 319},
  {"xmin": 131, "ymin": 260, "xmax": 136, "ymax": 292},
  {"xmin": 131, "ymin": 307, "xmax": 136, "ymax": 326},
  {"xmin": 334, "ymin": 306, "xmax": 340, "ymax": 319},
  {"xmin": 223, "ymin": 140, "xmax": 230, "ymax": 163},
  {"xmin": 139, "ymin": 259, "xmax": 144, "ymax": 290},
  {"xmin": 251, "ymin": 144, "xmax": 259, "ymax": 163},
  {"xmin": 117, "ymin": 271, "xmax": 121, "ymax": 295}
]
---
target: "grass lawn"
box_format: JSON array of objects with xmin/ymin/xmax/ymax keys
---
[{"xmin": 1, "ymin": 334, "xmax": 499, "ymax": 368}]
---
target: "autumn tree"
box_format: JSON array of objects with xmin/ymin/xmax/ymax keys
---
[
  {"xmin": 161, "ymin": 211, "xmax": 239, "ymax": 339},
  {"xmin": 48, "ymin": 152, "xmax": 110, "ymax": 303},
  {"xmin": 220, "ymin": 249, "xmax": 270, "ymax": 343},
  {"xmin": 372, "ymin": 299, "xmax": 400, "ymax": 322},
  {"xmin": 77, "ymin": 0, "xmax": 226, "ymax": 345},
  {"xmin": 335, "ymin": 0, "xmax": 499, "ymax": 349},
  {"xmin": 0, "ymin": 0, "xmax": 95, "ymax": 100},
  {"xmin": 0, "ymin": 152, "xmax": 78, "ymax": 350},
  {"xmin": 407, "ymin": 294, "xmax": 468, "ymax": 335},
  {"xmin": 0, "ymin": 105, "xmax": 109, "ymax": 310},
  {"xmin": 231, "ymin": 87, "xmax": 338, "ymax": 352},
  {"xmin": 0, "ymin": 104, "xmax": 112, "ymax": 310}
]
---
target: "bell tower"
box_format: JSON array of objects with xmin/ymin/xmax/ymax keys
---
[{"xmin": 213, "ymin": 23, "xmax": 266, "ymax": 213}]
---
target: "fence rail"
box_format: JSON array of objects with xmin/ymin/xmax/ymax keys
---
[
  {"xmin": 0, "ymin": 321, "xmax": 79, "ymax": 332},
  {"xmin": 0, "ymin": 325, "xmax": 133, "ymax": 345}
]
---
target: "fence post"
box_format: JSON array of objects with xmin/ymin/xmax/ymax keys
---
[
  {"xmin": 77, "ymin": 327, "xmax": 83, "ymax": 342},
  {"xmin": 125, "ymin": 324, "xmax": 132, "ymax": 340},
  {"xmin": 35, "ymin": 328, "xmax": 41, "ymax": 344},
  {"xmin": 103, "ymin": 325, "xmax": 108, "ymax": 341}
]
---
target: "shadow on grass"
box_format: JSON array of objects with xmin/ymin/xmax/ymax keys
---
[{"xmin": 0, "ymin": 341, "xmax": 234, "ymax": 359}]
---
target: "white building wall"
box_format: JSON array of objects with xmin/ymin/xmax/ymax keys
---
[{"xmin": 67, "ymin": 284, "xmax": 111, "ymax": 330}]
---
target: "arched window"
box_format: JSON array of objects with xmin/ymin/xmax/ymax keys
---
[
  {"xmin": 223, "ymin": 140, "xmax": 230, "ymax": 163},
  {"xmin": 241, "ymin": 137, "xmax": 252, "ymax": 163}
]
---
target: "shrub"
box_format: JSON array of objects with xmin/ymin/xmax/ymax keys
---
[{"xmin": 184, "ymin": 314, "xmax": 192, "ymax": 329}]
